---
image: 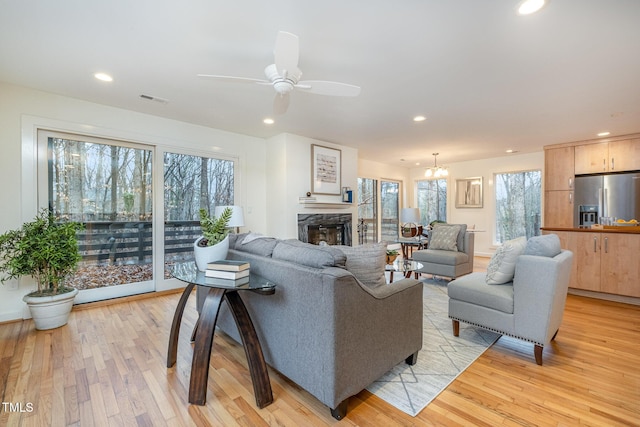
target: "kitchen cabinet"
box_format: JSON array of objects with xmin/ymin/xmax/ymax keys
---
[
  {"xmin": 600, "ymin": 233, "xmax": 640, "ymax": 297},
  {"xmin": 544, "ymin": 191, "xmax": 573, "ymax": 228},
  {"xmin": 545, "ymin": 230, "xmax": 640, "ymax": 297},
  {"xmin": 574, "ymin": 139, "xmax": 640, "ymax": 174},
  {"xmin": 544, "ymin": 146, "xmax": 575, "ymax": 227},
  {"xmin": 608, "ymin": 138, "xmax": 640, "ymax": 172},
  {"xmin": 545, "ymin": 146, "xmax": 574, "ymax": 190}
]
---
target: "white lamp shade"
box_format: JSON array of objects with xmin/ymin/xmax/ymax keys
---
[
  {"xmin": 214, "ymin": 205, "xmax": 245, "ymax": 227},
  {"xmin": 400, "ymin": 208, "xmax": 421, "ymax": 224}
]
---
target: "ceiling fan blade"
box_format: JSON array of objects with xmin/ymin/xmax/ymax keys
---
[
  {"xmin": 273, "ymin": 93, "xmax": 290, "ymax": 115},
  {"xmin": 295, "ymin": 80, "xmax": 361, "ymax": 96},
  {"xmin": 197, "ymin": 74, "xmax": 270, "ymax": 85},
  {"xmin": 274, "ymin": 31, "xmax": 299, "ymax": 77}
]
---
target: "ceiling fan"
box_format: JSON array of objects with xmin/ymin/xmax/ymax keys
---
[{"xmin": 197, "ymin": 31, "xmax": 361, "ymax": 114}]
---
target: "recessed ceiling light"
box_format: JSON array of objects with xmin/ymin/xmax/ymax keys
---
[
  {"xmin": 94, "ymin": 72, "xmax": 113, "ymax": 82},
  {"xmin": 597, "ymin": 131, "xmax": 610, "ymax": 137},
  {"xmin": 506, "ymin": 149, "xmax": 519, "ymax": 153},
  {"xmin": 413, "ymin": 115, "xmax": 426, "ymax": 122},
  {"xmin": 517, "ymin": 0, "xmax": 546, "ymax": 15},
  {"xmin": 263, "ymin": 118, "xmax": 275, "ymax": 125},
  {"xmin": 415, "ymin": 162, "xmax": 420, "ymax": 166}
]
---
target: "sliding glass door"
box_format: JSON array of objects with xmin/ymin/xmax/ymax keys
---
[
  {"xmin": 39, "ymin": 131, "xmax": 154, "ymax": 303},
  {"xmin": 380, "ymin": 180, "xmax": 400, "ymax": 242},
  {"xmin": 38, "ymin": 131, "xmax": 239, "ymax": 303}
]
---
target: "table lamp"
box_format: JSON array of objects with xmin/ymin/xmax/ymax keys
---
[
  {"xmin": 400, "ymin": 208, "xmax": 421, "ymax": 238},
  {"xmin": 214, "ymin": 205, "xmax": 245, "ymax": 233}
]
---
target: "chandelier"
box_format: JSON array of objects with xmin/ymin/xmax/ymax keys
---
[{"xmin": 424, "ymin": 153, "xmax": 448, "ymax": 178}]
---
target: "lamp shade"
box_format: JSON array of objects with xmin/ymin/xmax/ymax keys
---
[
  {"xmin": 214, "ymin": 205, "xmax": 245, "ymax": 228},
  {"xmin": 400, "ymin": 208, "xmax": 420, "ymax": 224}
]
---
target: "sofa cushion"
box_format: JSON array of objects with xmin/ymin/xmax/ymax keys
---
[
  {"xmin": 335, "ymin": 242, "xmax": 387, "ymax": 288},
  {"xmin": 485, "ymin": 236, "xmax": 527, "ymax": 285},
  {"xmin": 449, "ymin": 272, "xmax": 514, "ymax": 314},
  {"xmin": 429, "ymin": 224, "xmax": 462, "ymax": 251},
  {"xmin": 412, "ymin": 249, "xmax": 469, "ymax": 266},
  {"xmin": 524, "ymin": 234, "xmax": 562, "ymax": 258},
  {"xmin": 229, "ymin": 232, "xmax": 278, "ymax": 257},
  {"xmin": 272, "ymin": 239, "xmax": 346, "ymax": 268}
]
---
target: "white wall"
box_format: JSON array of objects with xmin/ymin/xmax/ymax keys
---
[
  {"xmin": 0, "ymin": 83, "xmax": 267, "ymax": 322},
  {"xmin": 408, "ymin": 151, "xmax": 544, "ymax": 256},
  {"xmin": 266, "ymin": 133, "xmax": 359, "ymax": 241}
]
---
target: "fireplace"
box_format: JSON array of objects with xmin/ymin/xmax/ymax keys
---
[{"xmin": 298, "ymin": 214, "xmax": 352, "ymax": 246}]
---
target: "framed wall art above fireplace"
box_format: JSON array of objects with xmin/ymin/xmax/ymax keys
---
[{"xmin": 311, "ymin": 144, "xmax": 341, "ymax": 195}]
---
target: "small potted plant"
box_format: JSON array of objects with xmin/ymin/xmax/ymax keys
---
[
  {"xmin": 386, "ymin": 249, "xmax": 399, "ymax": 265},
  {"xmin": 0, "ymin": 209, "xmax": 83, "ymax": 330},
  {"xmin": 194, "ymin": 207, "xmax": 233, "ymax": 271}
]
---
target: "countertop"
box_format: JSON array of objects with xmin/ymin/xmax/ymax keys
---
[{"xmin": 541, "ymin": 226, "xmax": 640, "ymax": 234}]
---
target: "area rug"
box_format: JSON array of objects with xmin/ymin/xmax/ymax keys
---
[{"xmin": 366, "ymin": 277, "xmax": 501, "ymax": 416}]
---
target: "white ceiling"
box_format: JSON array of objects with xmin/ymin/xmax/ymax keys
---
[{"xmin": 1, "ymin": 0, "xmax": 639, "ymax": 167}]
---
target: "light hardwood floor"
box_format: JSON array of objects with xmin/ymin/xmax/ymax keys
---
[{"xmin": 1, "ymin": 258, "xmax": 639, "ymax": 426}]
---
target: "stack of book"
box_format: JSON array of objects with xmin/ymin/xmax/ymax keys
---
[{"xmin": 205, "ymin": 260, "xmax": 250, "ymax": 286}]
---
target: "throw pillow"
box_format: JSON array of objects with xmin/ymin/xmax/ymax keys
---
[
  {"xmin": 335, "ymin": 242, "xmax": 387, "ymax": 288},
  {"xmin": 485, "ymin": 236, "xmax": 527, "ymax": 285},
  {"xmin": 523, "ymin": 234, "xmax": 562, "ymax": 258},
  {"xmin": 428, "ymin": 224, "xmax": 461, "ymax": 251}
]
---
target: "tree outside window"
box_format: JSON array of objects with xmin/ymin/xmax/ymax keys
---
[
  {"xmin": 495, "ymin": 170, "xmax": 541, "ymax": 243},
  {"xmin": 416, "ymin": 179, "xmax": 447, "ymax": 226}
]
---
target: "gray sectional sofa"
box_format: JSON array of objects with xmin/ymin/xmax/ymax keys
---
[{"xmin": 205, "ymin": 234, "xmax": 424, "ymax": 419}]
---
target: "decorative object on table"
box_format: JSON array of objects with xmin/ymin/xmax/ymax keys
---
[
  {"xmin": 194, "ymin": 206, "xmax": 233, "ymax": 271},
  {"xmin": 0, "ymin": 208, "xmax": 83, "ymax": 330},
  {"xmin": 385, "ymin": 249, "xmax": 399, "ymax": 265},
  {"xmin": 205, "ymin": 268, "xmax": 250, "ymax": 280},
  {"xmin": 455, "ymin": 177, "xmax": 483, "ymax": 208},
  {"xmin": 206, "ymin": 260, "xmax": 250, "ymax": 272},
  {"xmin": 341, "ymin": 187, "xmax": 352, "ymax": 203},
  {"xmin": 400, "ymin": 207, "xmax": 422, "ymax": 237},
  {"xmin": 424, "ymin": 152, "xmax": 448, "ymax": 178},
  {"xmin": 311, "ymin": 144, "xmax": 341, "ymax": 195},
  {"xmin": 205, "ymin": 275, "xmax": 250, "ymax": 287}
]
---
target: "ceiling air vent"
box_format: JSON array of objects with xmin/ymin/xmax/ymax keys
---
[{"xmin": 139, "ymin": 94, "xmax": 168, "ymax": 104}]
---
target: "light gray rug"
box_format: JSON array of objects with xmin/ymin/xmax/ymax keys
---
[{"xmin": 366, "ymin": 277, "xmax": 501, "ymax": 416}]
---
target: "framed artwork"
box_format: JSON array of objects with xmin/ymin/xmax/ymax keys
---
[
  {"xmin": 311, "ymin": 144, "xmax": 341, "ymax": 195},
  {"xmin": 455, "ymin": 177, "xmax": 483, "ymax": 208}
]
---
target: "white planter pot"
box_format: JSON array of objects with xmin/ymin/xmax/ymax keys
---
[
  {"xmin": 194, "ymin": 235, "xmax": 230, "ymax": 271},
  {"xmin": 22, "ymin": 288, "xmax": 79, "ymax": 330}
]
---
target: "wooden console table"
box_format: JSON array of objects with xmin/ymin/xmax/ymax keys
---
[{"xmin": 167, "ymin": 262, "xmax": 276, "ymax": 408}]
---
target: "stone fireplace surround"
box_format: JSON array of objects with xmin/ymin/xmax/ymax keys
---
[{"xmin": 298, "ymin": 213, "xmax": 352, "ymax": 246}]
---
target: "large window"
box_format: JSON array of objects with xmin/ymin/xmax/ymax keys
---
[
  {"xmin": 163, "ymin": 152, "xmax": 235, "ymax": 267},
  {"xmin": 381, "ymin": 180, "xmax": 400, "ymax": 242},
  {"xmin": 357, "ymin": 178, "xmax": 378, "ymax": 244},
  {"xmin": 416, "ymin": 179, "xmax": 447, "ymax": 226},
  {"xmin": 495, "ymin": 170, "xmax": 542, "ymax": 243}
]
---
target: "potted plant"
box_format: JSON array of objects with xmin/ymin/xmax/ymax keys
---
[
  {"xmin": 386, "ymin": 249, "xmax": 399, "ymax": 265},
  {"xmin": 0, "ymin": 209, "xmax": 83, "ymax": 330},
  {"xmin": 194, "ymin": 207, "xmax": 233, "ymax": 271}
]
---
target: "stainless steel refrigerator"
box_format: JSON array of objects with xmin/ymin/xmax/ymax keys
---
[{"xmin": 573, "ymin": 172, "xmax": 640, "ymax": 227}]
